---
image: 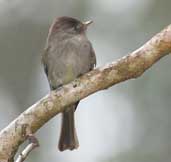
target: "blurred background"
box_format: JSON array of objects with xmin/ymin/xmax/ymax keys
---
[{"xmin": 0, "ymin": 0, "xmax": 171, "ymax": 162}]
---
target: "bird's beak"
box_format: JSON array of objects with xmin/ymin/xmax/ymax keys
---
[{"xmin": 83, "ymin": 20, "xmax": 93, "ymax": 27}]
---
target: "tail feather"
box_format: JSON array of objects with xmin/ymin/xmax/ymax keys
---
[{"xmin": 58, "ymin": 105, "xmax": 79, "ymax": 151}]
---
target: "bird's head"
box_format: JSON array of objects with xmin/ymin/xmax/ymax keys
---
[{"xmin": 48, "ymin": 16, "xmax": 93, "ymax": 40}]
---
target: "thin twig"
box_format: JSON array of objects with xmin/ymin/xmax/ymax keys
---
[{"xmin": 15, "ymin": 135, "xmax": 39, "ymax": 162}]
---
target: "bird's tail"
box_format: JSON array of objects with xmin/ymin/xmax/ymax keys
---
[{"xmin": 58, "ymin": 104, "xmax": 79, "ymax": 151}]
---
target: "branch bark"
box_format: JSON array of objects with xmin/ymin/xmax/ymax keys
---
[{"xmin": 0, "ymin": 25, "xmax": 171, "ymax": 162}]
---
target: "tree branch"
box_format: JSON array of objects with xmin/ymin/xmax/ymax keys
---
[{"xmin": 0, "ymin": 25, "xmax": 171, "ymax": 162}]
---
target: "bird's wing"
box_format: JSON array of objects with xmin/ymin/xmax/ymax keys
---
[
  {"xmin": 78, "ymin": 39, "xmax": 96, "ymax": 71},
  {"xmin": 89, "ymin": 44, "xmax": 96, "ymax": 70},
  {"xmin": 41, "ymin": 46, "xmax": 50, "ymax": 77}
]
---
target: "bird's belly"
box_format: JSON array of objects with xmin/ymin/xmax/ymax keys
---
[{"xmin": 49, "ymin": 52, "xmax": 90, "ymax": 88}]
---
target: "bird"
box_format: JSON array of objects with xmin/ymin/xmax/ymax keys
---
[{"xmin": 42, "ymin": 16, "xmax": 96, "ymax": 151}]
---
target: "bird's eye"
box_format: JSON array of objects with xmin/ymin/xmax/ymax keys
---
[{"xmin": 75, "ymin": 23, "xmax": 82, "ymax": 31}]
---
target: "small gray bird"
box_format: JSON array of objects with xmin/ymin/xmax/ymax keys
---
[{"xmin": 42, "ymin": 17, "xmax": 96, "ymax": 151}]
